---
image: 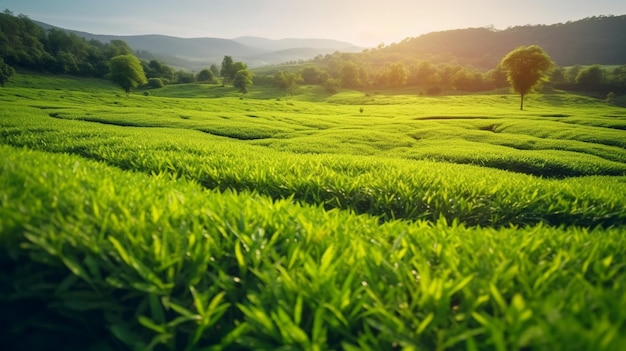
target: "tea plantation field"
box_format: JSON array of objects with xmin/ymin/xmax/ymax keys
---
[{"xmin": 1, "ymin": 73, "xmax": 626, "ymax": 350}]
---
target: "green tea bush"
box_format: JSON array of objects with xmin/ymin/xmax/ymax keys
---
[
  {"xmin": 1, "ymin": 146, "xmax": 625, "ymax": 350},
  {"xmin": 1, "ymin": 73, "xmax": 626, "ymax": 350},
  {"xmin": 1, "ymin": 116, "xmax": 625, "ymax": 228}
]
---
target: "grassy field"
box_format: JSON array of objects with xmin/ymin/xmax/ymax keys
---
[{"xmin": 1, "ymin": 73, "xmax": 626, "ymax": 350}]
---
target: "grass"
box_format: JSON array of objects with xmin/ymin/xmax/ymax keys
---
[{"xmin": 1, "ymin": 72, "xmax": 626, "ymax": 350}]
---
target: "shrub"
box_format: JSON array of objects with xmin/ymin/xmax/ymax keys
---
[
  {"xmin": 147, "ymin": 77, "xmax": 164, "ymax": 89},
  {"xmin": 196, "ymin": 69, "xmax": 217, "ymax": 83}
]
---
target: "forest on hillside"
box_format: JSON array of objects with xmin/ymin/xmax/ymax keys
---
[
  {"xmin": 275, "ymin": 15, "xmax": 626, "ymax": 97},
  {"xmin": 375, "ymin": 15, "xmax": 626, "ymax": 69},
  {"xmin": 2, "ymin": 10, "xmax": 626, "ymax": 99},
  {"xmin": 0, "ymin": 10, "xmax": 191, "ymax": 85},
  {"xmin": 290, "ymin": 51, "xmax": 626, "ymax": 98}
]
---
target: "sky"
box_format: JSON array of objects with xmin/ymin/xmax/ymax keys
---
[{"xmin": 2, "ymin": 0, "xmax": 626, "ymax": 47}]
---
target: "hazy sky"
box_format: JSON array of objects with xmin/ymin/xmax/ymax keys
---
[{"xmin": 3, "ymin": 0, "xmax": 625, "ymax": 46}]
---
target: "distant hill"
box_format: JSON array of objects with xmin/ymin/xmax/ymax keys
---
[
  {"xmin": 379, "ymin": 15, "xmax": 626, "ymax": 68},
  {"xmin": 33, "ymin": 21, "xmax": 362, "ymax": 69},
  {"xmin": 233, "ymin": 36, "xmax": 359, "ymax": 52}
]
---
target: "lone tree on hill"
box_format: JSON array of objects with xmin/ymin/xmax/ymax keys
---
[
  {"xmin": 500, "ymin": 45, "xmax": 553, "ymax": 110},
  {"xmin": 0, "ymin": 58, "xmax": 15, "ymax": 87},
  {"xmin": 108, "ymin": 54, "xmax": 147, "ymax": 96}
]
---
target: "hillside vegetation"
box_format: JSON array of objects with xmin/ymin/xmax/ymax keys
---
[
  {"xmin": 377, "ymin": 15, "xmax": 626, "ymax": 68},
  {"xmin": 1, "ymin": 73, "xmax": 626, "ymax": 350}
]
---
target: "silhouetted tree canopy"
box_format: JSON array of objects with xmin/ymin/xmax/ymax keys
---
[{"xmin": 500, "ymin": 45, "xmax": 553, "ymax": 110}]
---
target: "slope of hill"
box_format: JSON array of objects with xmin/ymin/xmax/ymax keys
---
[{"xmin": 380, "ymin": 15, "xmax": 626, "ymax": 68}]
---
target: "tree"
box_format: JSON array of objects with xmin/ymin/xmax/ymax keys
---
[
  {"xmin": 106, "ymin": 40, "xmax": 133, "ymax": 58},
  {"xmin": 274, "ymin": 71, "xmax": 303, "ymax": 96},
  {"xmin": 220, "ymin": 56, "xmax": 234, "ymax": 85},
  {"xmin": 108, "ymin": 54, "xmax": 147, "ymax": 96},
  {"xmin": 408, "ymin": 61, "xmax": 439, "ymax": 88},
  {"xmin": 300, "ymin": 66, "xmax": 324, "ymax": 84},
  {"xmin": 274, "ymin": 72, "xmax": 287, "ymax": 88},
  {"xmin": 500, "ymin": 45, "xmax": 553, "ymax": 110},
  {"xmin": 385, "ymin": 62, "xmax": 407, "ymax": 88},
  {"xmin": 576, "ymin": 64, "xmax": 605, "ymax": 91},
  {"xmin": 453, "ymin": 67, "xmax": 486, "ymax": 92},
  {"xmin": 197, "ymin": 68, "xmax": 216, "ymax": 83},
  {"xmin": 174, "ymin": 70, "xmax": 195, "ymax": 84},
  {"xmin": 484, "ymin": 65, "xmax": 508, "ymax": 89},
  {"xmin": 147, "ymin": 78, "xmax": 164, "ymax": 89},
  {"xmin": 230, "ymin": 62, "xmax": 247, "ymax": 77},
  {"xmin": 146, "ymin": 60, "xmax": 175, "ymax": 81},
  {"xmin": 210, "ymin": 64, "xmax": 220, "ymax": 77},
  {"xmin": 340, "ymin": 61, "xmax": 361, "ymax": 89},
  {"xmin": 0, "ymin": 58, "xmax": 15, "ymax": 87},
  {"xmin": 232, "ymin": 69, "xmax": 253, "ymax": 94},
  {"xmin": 220, "ymin": 56, "xmax": 248, "ymax": 87},
  {"xmin": 324, "ymin": 78, "xmax": 340, "ymax": 94}
]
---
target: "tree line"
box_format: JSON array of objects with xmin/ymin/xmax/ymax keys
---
[
  {"xmin": 1, "ymin": 10, "xmax": 132, "ymax": 77},
  {"xmin": 270, "ymin": 49, "xmax": 626, "ymax": 100},
  {"xmin": 0, "ymin": 10, "xmax": 255, "ymax": 95}
]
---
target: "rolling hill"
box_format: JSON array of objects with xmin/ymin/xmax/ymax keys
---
[{"xmin": 379, "ymin": 15, "xmax": 626, "ymax": 68}]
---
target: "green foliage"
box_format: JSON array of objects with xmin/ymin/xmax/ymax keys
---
[
  {"xmin": 196, "ymin": 68, "xmax": 217, "ymax": 83},
  {"xmin": 0, "ymin": 11, "xmax": 134, "ymax": 77},
  {"xmin": 220, "ymin": 55, "xmax": 234, "ymax": 85},
  {"xmin": 232, "ymin": 69, "xmax": 253, "ymax": 94},
  {"xmin": 0, "ymin": 57, "xmax": 15, "ymax": 87},
  {"xmin": 0, "ymin": 11, "xmax": 49, "ymax": 70},
  {"xmin": 220, "ymin": 56, "xmax": 249, "ymax": 89},
  {"xmin": 340, "ymin": 61, "xmax": 362, "ymax": 89},
  {"xmin": 300, "ymin": 65, "xmax": 326, "ymax": 84},
  {"xmin": 576, "ymin": 64, "xmax": 606, "ymax": 90},
  {"xmin": 143, "ymin": 59, "xmax": 175, "ymax": 82},
  {"xmin": 500, "ymin": 45, "xmax": 554, "ymax": 110},
  {"xmin": 174, "ymin": 70, "xmax": 195, "ymax": 84},
  {"xmin": 210, "ymin": 64, "xmax": 220, "ymax": 77},
  {"xmin": 147, "ymin": 77, "xmax": 164, "ymax": 89},
  {"xmin": 324, "ymin": 78, "xmax": 340, "ymax": 94},
  {"xmin": 274, "ymin": 71, "xmax": 303, "ymax": 95},
  {"xmin": 407, "ymin": 60, "xmax": 439, "ymax": 88},
  {"xmin": 1, "ymin": 145, "xmax": 625, "ymax": 350},
  {"xmin": 108, "ymin": 54, "xmax": 148, "ymax": 96}
]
